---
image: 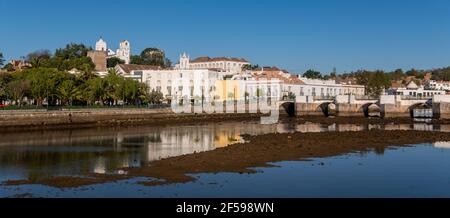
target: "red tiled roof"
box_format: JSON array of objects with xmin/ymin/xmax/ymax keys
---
[
  {"xmin": 252, "ymin": 70, "xmax": 305, "ymax": 85},
  {"xmin": 190, "ymin": 56, "xmax": 249, "ymax": 63},
  {"xmin": 117, "ymin": 64, "xmax": 165, "ymax": 74}
]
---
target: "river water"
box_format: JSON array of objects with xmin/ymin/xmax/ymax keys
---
[{"xmin": 1, "ymin": 121, "xmax": 450, "ymax": 197}]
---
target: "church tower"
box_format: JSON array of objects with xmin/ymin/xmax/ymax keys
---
[
  {"xmin": 116, "ymin": 40, "xmax": 131, "ymax": 64},
  {"xmin": 95, "ymin": 37, "xmax": 107, "ymax": 51},
  {"xmin": 179, "ymin": 52, "xmax": 190, "ymax": 70}
]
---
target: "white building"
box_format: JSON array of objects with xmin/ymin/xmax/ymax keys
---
[
  {"xmin": 387, "ymin": 81, "xmax": 445, "ymax": 97},
  {"xmin": 115, "ymin": 64, "xmax": 221, "ymax": 101},
  {"xmin": 175, "ymin": 53, "xmax": 250, "ymax": 74},
  {"xmin": 251, "ymin": 68, "xmax": 365, "ymax": 99},
  {"xmin": 95, "ymin": 38, "xmax": 107, "ymax": 51},
  {"xmin": 425, "ymin": 80, "xmax": 450, "ymax": 92},
  {"xmin": 95, "ymin": 38, "xmax": 131, "ymax": 64}
]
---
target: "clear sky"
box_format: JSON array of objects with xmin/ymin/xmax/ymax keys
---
[{"xmin": 1, "ymin": 0, "xmax": 450, "ymax": 74}]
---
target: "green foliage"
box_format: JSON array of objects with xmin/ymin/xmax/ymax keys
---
[
  {"xmin": 6, "ymin": 79, "xmax": 30, "ymax": 106},
  {"xmin": 366, "ymin": 71, "xmax": 391, "ymax": 97},
  {"xmin": 0, "ymin": 72, "xmax": 13, "ymax": 101},
  {"xmin": 2, "ymin": 63, "xmax": 14, "ymax": 72},
  {"xmin": 147, "ymin": 90, "xmax": 164, "ymax": 104},
  {"xmin": 26, "ymin": 44, "xmax": 95, "ymax": 72},
  {"xmin": 55, "ymin": 43, "xmax": 91, "ymax": 59},
  {"xmin": 242, "ymin": 64, "xmax": 260, "ymax": 71},
  {"xmin": 303, "ymin": 69, "xmax": 323, "ymax": 79},
  {"xmin": 430, "ymin": 67, "xmax": 450, "ymax": 81},
  {"xmin": 107, "ymin": 57, "xmax": 125, "ymax": 68},
  {"xmin": 0, "ymin": 44, "xmax": 155, "ymax": 107},
  {"xmin": 130, "ymin": 48, "xmax": 171, "ymax": 68},
  {"xmin": 0, "ymin": 52, "xmax": 4, "ymax": 66},
  {"xmin": 405, "ymin": 68, "xmax": 425, "ymax": 79}
]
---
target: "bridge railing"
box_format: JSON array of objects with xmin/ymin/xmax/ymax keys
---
[
  {"xmin": 354, "ymin": 95, "xmax": 378, "ymax": 100},
  {"xmin": 400, "ymin": 96, "xmax": 432, "ymax": 100},
  {"xmin": 313, "ymin": 96, "xmax": 335, "ymax": 101}
]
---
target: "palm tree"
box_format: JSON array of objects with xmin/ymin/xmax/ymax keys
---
[
  {"xmin": 86, "ymin": 77, "xmax": 108, "ymax": 105},
  {"xmin": 58, "ymin": 80, "xmax": 77, "ymax": 106},
  {"xmin": 105, "ymin": 68, "xmax": 122, "ymax": 105}
]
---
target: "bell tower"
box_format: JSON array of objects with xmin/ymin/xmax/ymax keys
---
[
  {"xmin": 116, "ymin": 40, "xmax": 131, "ymax": 64},
  {"xmin": 95, "ymin": 37, "xmax": 107, "ymax": 51},
  {"xmin": 179, "ymin": 52, "xmax": 190, "ymax": 70}
]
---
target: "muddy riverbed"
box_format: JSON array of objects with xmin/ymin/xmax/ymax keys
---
[{"xmin": 3, "ymin": 127, "xmax": 450, "ymax": 188}]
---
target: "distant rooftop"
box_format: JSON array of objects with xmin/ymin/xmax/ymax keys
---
[
  {"xmin": 190, "ymin": 56, "xmax": 249, "ymax": 63},
  {"xmin": 116, "ymin": 64, "xmax": 165, "ymax": 74}
]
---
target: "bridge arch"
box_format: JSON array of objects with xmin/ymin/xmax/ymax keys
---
[
  {"xmin": 408, "ymin": 102, "xmax": 432, "ymax": 118},
  {"xmin": 361, "ymin": 103, "xmax": 381, "ymax": 118},
  {"xmin": 317, "ymin": 102, "xmax": 336, "ymax": 117},
  {"xmin": 280, "ymin": 102, "xmax": 296, "ymax": 117}
]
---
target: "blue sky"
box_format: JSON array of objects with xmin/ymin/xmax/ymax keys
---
[{"xmin": 1, "ymin": 0, "xmax": 450, "ymax": 74}]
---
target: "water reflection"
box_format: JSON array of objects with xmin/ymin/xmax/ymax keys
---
[
  {"xmin": 433, "ymin": 141, "xmax": 450, "ymax": 149},
  {"xmin": 1, "ymin": 121, "xmax": 450, "ymax": 182}
]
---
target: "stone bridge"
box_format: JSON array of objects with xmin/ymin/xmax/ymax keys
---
[
  {"xmin": 295, "ymin": 95, "xmax": 380, "ymax": 117},
  {"xmin": 295, "ymin": 95, "xmax": 450, "ymax": 119},
  {"xmin": 380, "ymin": 95, "xmax": 431, "ymax": 118}
]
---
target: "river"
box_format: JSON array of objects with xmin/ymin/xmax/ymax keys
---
[{"xmin": 1, "ymin": 121, "xmax": 450, "ymax": 197}]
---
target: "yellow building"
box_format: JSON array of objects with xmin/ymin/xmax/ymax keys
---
[{"xmin": 214, "ymin": 80, "xmax": 245, "ymax": 101}]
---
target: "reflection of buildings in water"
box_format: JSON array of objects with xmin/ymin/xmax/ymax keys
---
[
  {"xmin": 383, "ymin": 124, "xmax": 413, "ymax": 131},
  {"xmin": 276, "ymin": 123, "xmax": 297, "ymax": 133},
  {"xmin": 142, "ymin": 124, "xmax": 266, "ymax": 162},
  {"xmin": 413, "ymin": 123, "xmax": 434, "ymax": 131},
  {"xmin": 434, "ymin": 141, "xmax": 450, "ymax": 149},
  {"xmin": 336, "ymin": 124, "xmax": 366, "ymax": 132},
  {"xmin": 295, "ymin": 123, "xmax": 327, "ymax": 133},
  {"xmin": 93, "ymin": 157, "xmax": 107, "ymax": 174},
  {"xmin": 438, "ymin": 125, "xmax": 450, "ymax": 132}
]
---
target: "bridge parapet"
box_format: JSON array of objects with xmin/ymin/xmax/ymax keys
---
[
  {"xmin": 335, "ymin": 95, "xmax": 379, "ymax": 117},
  {"xmin": 432, "ymin": 95, "xmax": 450, "ymax": 119}
]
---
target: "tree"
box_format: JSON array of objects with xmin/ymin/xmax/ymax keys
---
[
  {"xmin": 51, "ymin": 43, "xmax": 95, "ymax": 72},
  {"xmin": 148, "ymin": 90, "xmax": 164, "ymax": 104},
  {"xmin": 366, "ymin": 71, "xmax": 390, "ymax": 97},
  {"xmin": 130, "ymin": 48, "xmax": 172, "ymax": 68},
  {"xmin": 7, "ymin": 79, "xmax": 30, "ymax": 106},
  {"xmin": 130, "ymin": 55, "xmax": 144, "ymax": 65},
  {"xmin": 104, "ymin": 68, "xmax": 123, "ymax": 104},
  {"xmin": 26, "ymin": 49, "xmax": 52, "ymax": 61},
  {"xmin": 0, "ymin": 72, "xmax": 13, "ymax": 103},
  {"xmin": 388, "ymin": 69, "xmax": 405, "ymax": 81},
  {"xmin": 107, "ymin": 57, "xmax": 125, "ymax": 68},
  {"xmin": 242, "ymin": 64, "xmax": 260, "ymax": 71},
  {"xmin": 58, "ymin": 80, "xmax": 77, "ymax": 105},
  {"xmin": 2, "ymin": 63, "xmax": 14, "ymax": 72},
  {"xmin": 55, "ymin": 43, "xmax": 91, "ymax": 59},
  {"xmin": 0, "ymin": 52, "xmax": 4, "ymax": 67},
  {"xmin": 303, "ymin": 69, "xmax": 322, "ymax": 79},
  {"xmin": 86, "ymin": 77, "xmax": 108, "ymax": 105},
  {"xmin": 22, "ymin": 67, "xmax": 70, "ymax": 106}
]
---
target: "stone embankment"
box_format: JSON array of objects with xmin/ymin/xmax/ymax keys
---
[{"xmin": 0, "ymin": 108, "xmax": 262, "ymax": 132}]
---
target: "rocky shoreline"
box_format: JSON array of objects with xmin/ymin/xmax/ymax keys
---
[{"xmin": 4, "ymin": 130, "xmax": 450, "ymax": 188}]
